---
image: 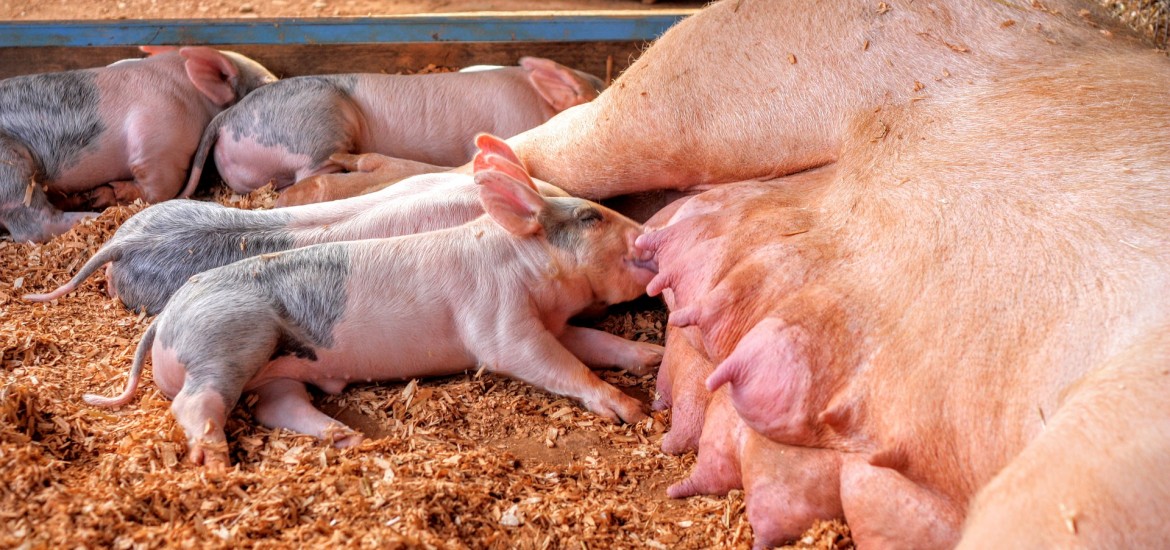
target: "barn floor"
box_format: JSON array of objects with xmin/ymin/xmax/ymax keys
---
[
  {"xmin": 16, "ymin": 1, "xmax": 1165, "ymax": 547},
  {"xmin": 0, "ymin": 187, "xmax": 851, "ymax": 549}
]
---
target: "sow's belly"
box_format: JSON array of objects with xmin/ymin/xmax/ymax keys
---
[{"xmin": 246, "ymin": 327, "xmax": 477, "ymax": 394}]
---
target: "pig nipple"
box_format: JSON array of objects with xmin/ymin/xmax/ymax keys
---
[
  {"xmin": 634, "ymin": 246, "xmax": 656, "ymax": 262},
  {"xmin": 628, "ymin": 249, "xmax": 658, "ymax": 273}
]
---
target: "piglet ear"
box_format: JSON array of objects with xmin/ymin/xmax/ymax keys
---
[
  {"xmin": 179, "ymin": 46, "xmax": 240, "ymax": 106},
  {"xmin": 139, "ymin": 45, "xmax": 179, "ymax": 56},
  {"xmin": 473, "ymin": 134, "xmax": 538, "ymax": 193},
  {"xmin": 520, "ymin": 56, "xmax": 598, "ymax": 112},
  {"xmin": 474, "ymin": 133, "xmax": 525, "ymax": 170},
  {"xmin": 475, "ymin": 142, "xmax": 545, "ymax": 237}
]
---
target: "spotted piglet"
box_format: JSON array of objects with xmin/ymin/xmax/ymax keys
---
[
  {"xmin": 85, "ymin": 133, "xmax": 658, "ymax": 467},
  {"xmin": 0, "ymin": 46, "xmax": 277, "ymax": 242},
  {"xmin": 185, "ymin": 57, "xmax": 605, "ymax": 198}
]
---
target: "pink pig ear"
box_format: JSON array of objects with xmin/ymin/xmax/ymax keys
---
[
  {"xmin": 179, "ymin": 46, "xmax": 240, "ymax": 106},
  {"xmin": 139, "ymin": 45, "xmax": 179, "ymax": 56},
  {"xmin": 475, "ymin": 150, "xmax": 545, "ymax": 237},
  {"xmin": 474, "ymin": 134, "xmax": 538, "ymax": 193},
  {"xmin": 474, "ymin": 133, "xmax": 525, "ymax": 169},
  {"xmin": 520, "ymin": 57, "xmax": 596, "ymax": 112}
]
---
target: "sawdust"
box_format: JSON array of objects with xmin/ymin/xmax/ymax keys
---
[{"xmin": 0, "ymin": 188, "xmax": 851, "ymax": 548}]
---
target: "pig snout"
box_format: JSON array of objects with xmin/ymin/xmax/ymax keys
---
[
  {"xmin": 631, "ymin": 230, "xmax": 661, "ymax": 273},
  {"xmin": 625, "ymin": 227, "xmax": 658, "ymax": 286},
  {"xmin": 577, "ymin": 212, "xmax": 657, "ymax": 305}
]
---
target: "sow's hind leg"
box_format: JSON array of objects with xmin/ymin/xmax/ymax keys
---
[
  {"xmin": 958, "ymin": 328, "xmax": 1170, "ymax": 548},
  {"xmin": 0, "ymin": 134, "xmax": 94, "ymax": 242}
]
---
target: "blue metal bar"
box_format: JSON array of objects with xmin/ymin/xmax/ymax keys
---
[{"xmin": 0, "ymin": 12, "xmax": 692, "ymax": 48}]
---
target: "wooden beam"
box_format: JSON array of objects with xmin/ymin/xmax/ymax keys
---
[
  {"xmin": 0, "ymin": 12, "xmax": 692, "ymax": 47},
  {"xmin": 0, "ymin": 12, "xmax": 690, "ymax": 80},
  {"xmin": 0, "ymin": 41, "xmax": 652, "ymax": 80}
]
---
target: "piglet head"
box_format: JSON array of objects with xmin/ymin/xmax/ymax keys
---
[{"xmin": 473, "ymin": 134, "xmax": 657, "ymax": 305}]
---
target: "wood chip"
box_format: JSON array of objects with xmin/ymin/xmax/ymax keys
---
[{"xmin": 0, "ymin": 186, "xmax": 850, "ymax": 549}]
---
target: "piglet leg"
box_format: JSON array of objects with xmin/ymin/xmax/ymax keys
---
[
  {"xmin": 171, "ymin": 385, "xmax": 233, "ymax": 470},
  {"xmin": 86, "ymin": 180, "xmax": 145, "ymax": 208},
  {"xmin": 557, "ymin": 325, "xmax": 663, "ymax": 375},
  {"xmin": 276, "ymin": 154, "xmax": 452, "ymax": 207},
  {"xmin": 87, "ymin": 114, "xmax": 192, "ymax": 209},
  {"xmin": 488, "ymin": 323, "xmax": 647, "ymax": 424},
  {"xmin": 0, "ymin": 135, "xmax": 94, "ymax": 242},
  {"xmin": 251, "ymin": 378, "xmax": 364, "ymax": 448}
]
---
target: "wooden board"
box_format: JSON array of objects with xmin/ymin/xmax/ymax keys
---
[
  {"xmin": 0, "ymin": 41, "xmax": 651, "ymax": 80},
  {"xmin": 0, "ymin": 12, "xmax": 692, "ymax": 79}
]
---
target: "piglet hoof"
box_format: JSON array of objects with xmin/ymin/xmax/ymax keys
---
[
  {"xmin": 275, "ymin": 180, "xmax": 326, "ymax": 207},
  {"xmin": 623, "ymin": 342, "xmax": 665, "ymax": 376},
  {"xmin": 323, "ymin": 424, "xmax": 365, "ymax": 449},
  {"xmin": 585, "ymin": 390, "xmax": 648, "ymax": 424},
  {"xmin": 188, "ymin": 439, "xmax": 230, "ymax": 471}
]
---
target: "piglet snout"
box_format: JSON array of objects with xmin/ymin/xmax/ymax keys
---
[{"xmin": 623, "ymin": 229, "xmax": 658, "ymax": 290}]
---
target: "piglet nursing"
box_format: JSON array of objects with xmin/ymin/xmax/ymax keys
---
[
  {"xmin": 84, "ymin": 134, "xmax": 658, "ymax": 467},
  {"xmin": 24, "ymin": 150, "xmax": 567, "ymax": 315}
]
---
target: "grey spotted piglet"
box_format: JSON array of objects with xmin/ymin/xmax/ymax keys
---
[
  {"xmin": 24, "ymin": 161, "xmax": 569, "ymax": 315},
  {"xmin": 184, "ymin": 57, "xmax": 604, "ymax": 196},
  {"xmin": 0, "ymin": 46, "xmax": 277, "ymax": 242},
  {"xmin": 84, "ymin": 134, "xmax": 659, "ymax": 468}
]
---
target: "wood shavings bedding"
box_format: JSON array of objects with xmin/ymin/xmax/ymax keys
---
[{"xmin": 1, "ymin": 187, "xmax": 851, "ymax": 549}]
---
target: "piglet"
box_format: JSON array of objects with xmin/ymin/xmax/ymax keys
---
[
  {"xmin": 0, "ymin": 46, "xmax": 277, "ymax": 242},
  {"xmin": 84, "ymin": 133, "xmax": 657, "ymax": 467},
  {"xmin": 24, "ymin": 145, "xmax": 565, "ymax": 315},
  {"xmin": 185, "ymin": 57, "xmax": 604, "ymax": 196}
]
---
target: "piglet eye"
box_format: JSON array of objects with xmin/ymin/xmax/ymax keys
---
[{"xmin": 576, "ymin": 207, "xmax": 603, "ymax": 225}]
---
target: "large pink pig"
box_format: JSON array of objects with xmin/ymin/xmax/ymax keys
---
[
  {"xmin": 0, "ymin": 46, "xmax": 277, "ymax": 242},
  {"xmin": 489, "ymin": 0, "xmax": 1170, "ymax": 547},
  {"xmin": 640, "ymin": 41, "xmax": 1170, "ymax": 550},
  {"xmin": 506, "ymin": 0, "xmax": 1132, "ymax": 198},
  {"xmin": 185, "ymin": 57, "xmax": 604, "ymax": 197},
  {"xmin": 84, "ymin": 134, "xmax": 659, "ymax": 468}
]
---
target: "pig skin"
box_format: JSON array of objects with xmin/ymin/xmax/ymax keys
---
[{"xmin": 502, "ymin": 0, "xmax": 1170, "ymax": 546}]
